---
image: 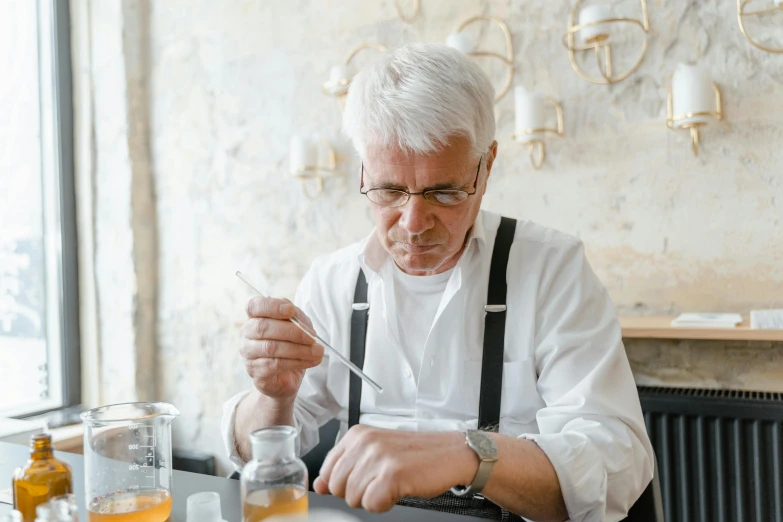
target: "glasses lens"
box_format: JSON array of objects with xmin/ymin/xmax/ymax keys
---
[
  {"xmin": 366, "ymin": 189, "xmax": 408, "ymax": 207},
  {"xmin": 424, "ymin": 190, "xmax": 469, "ymax": 206}
]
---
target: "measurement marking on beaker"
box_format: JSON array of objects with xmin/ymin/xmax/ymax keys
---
[{"xmin": 137, "ymin": 425, "xmax": 156, "ymax": 488}]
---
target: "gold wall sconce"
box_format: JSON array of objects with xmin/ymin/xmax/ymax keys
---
[
  {"xmin": 289, "ymin": 136, "xmax": 337, "ymax": 199},
  {"xmin": 563, "ymin": 0, "xmax": 650, "ymax": 84},
  {"xmin": 322, "ymin": 42, "xmax": 387, "ymax": 99},
  {"xmin": 738, "ymin": 0, "xmax": 783, "ymax": 53},
  {"xmin": 395, "ymin": 0, "xmax": 420, "ymax": 24},
  {"xmin": 445, "ymin": 16, "xmax": 514, "ymax": 102},
  {"xmin": 666, "ymin": 63, "xmax": 723, "ymax": 156},
  {"xmin": 512, "ymin": 87, "xmax": 564, "ymax": 170}
]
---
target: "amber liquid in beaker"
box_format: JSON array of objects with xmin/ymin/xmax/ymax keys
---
[
  {"xmin": 88, "ymin": 488, "xmax": 172, "ymax": 522},
  {"xmin": 243, "ymin": 486, "xmax": 308, "ymax": 521}
]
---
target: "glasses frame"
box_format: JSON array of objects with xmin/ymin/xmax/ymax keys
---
[{"xmin": 359, "ymin": 157, "xmax": 482, "ymax": 207}]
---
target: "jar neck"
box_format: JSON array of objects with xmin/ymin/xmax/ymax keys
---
[
  {"xmin": 30, "ymin": 434, "xmax": 54, "ymax": 460},
  {"xmin": 249, "ymin": 427, "xmax": 297, "ymax": 462}
]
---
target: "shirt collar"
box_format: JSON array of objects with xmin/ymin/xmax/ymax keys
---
[{"xmin": 357, "ymin": 209, "xmax": 488, "ymax": 277}]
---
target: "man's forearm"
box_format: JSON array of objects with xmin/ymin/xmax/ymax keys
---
[
  {"xmin": 449, "ymin": 432, "xmax": 568, "ymax": 522},
  {"xmin": 234, "ymin": 390, "xmax": 296, "ymax": 462}
]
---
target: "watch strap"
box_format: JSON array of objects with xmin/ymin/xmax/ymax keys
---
[
  {"xmin": 471, "ymin": 458, "xmax": 495, "ymax": 494},
  {"xmin": 450, "ymin": 432, "xmax": 498, "ymax": 497}
]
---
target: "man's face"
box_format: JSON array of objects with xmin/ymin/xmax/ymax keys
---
[{"xmin": 363, "ymin": 136, "xmax": 497, "ymax": 276}]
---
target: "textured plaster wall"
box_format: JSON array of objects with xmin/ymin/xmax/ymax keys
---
[
  {"xmin": 627, "ymin": 339, "xmax": 783, "ymax": 392},
  {"xmin": 80, "ymin": 0, "xmax": 783, "ymax": 472},
  {"xmin": 87, "ymin": 0, "xmax": 158, "ymax": 404}
]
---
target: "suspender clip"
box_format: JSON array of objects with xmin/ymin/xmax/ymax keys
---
[
  {"xmin": 352, "ymin": 303, "xmax": 369, "ymax": 311},
  {"xmin": 484, "ymin": 304, "xmax": 506, "ymax": 313}
]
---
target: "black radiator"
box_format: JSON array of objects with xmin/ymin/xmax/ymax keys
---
[{"xmin": 638, "ymin": 386, "xmax": 783, "ymax": 522}]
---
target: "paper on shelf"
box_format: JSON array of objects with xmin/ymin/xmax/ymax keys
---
[
  {"xmin": 671, "ymin": 313, "xmax": 742, "ymax": 328},
  {"xmin": 750, "ymin": 310, "xmax": 783, "ymax": 330}
]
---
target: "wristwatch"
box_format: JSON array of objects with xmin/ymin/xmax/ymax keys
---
[{"xmin": 450, "ymin": 430, "xmax": 498, "ymax": 497}]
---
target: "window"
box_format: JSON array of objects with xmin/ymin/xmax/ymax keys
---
[{"xmin": 0, "ymin": 0, "xmax": 79, "ymax": 417}]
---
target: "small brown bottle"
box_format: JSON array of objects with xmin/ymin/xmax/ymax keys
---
[{"xmin": 12, "ymin": 434, "xmax": 73, "ymax": 522}]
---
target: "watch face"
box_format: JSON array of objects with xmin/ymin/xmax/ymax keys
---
[{"xmin": 467, "ymin": 430, "xmax": 497, "ymax": 457}]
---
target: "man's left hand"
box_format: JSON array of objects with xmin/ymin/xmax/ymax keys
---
[{"xmin": 313, "ymin": 425, "xmax": 479, "ymax": 512}]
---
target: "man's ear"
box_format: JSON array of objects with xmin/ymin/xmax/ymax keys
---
[{"xmin": 484, "ymin": 140, "xmax": 499, "ymax": 185}]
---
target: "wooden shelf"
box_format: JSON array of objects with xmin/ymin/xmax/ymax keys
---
[
  {"xmin": 620, "ymin": 315, "xmax": 783, "ymax": 342},
  {"xmin": 50, "ymin": 423, "xmax": 84, "ymax": 454}
]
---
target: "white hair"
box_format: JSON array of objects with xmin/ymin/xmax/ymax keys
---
[{"xmin": 342, "ymin": 43, "xmax": 496, "ymax": 160}]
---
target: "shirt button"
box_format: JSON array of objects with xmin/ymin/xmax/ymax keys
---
[{"xmin": 404, "ymin": 367, "xmax": 412, "ymax": 379}]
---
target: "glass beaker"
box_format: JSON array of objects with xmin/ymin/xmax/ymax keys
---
[
  {"xmin": 241, "ymin": 426, "xmax": 308, "ymax": 522},
  {"xmin": 80, "ymin": 403, "xmax": 179, "ymax": 522}
]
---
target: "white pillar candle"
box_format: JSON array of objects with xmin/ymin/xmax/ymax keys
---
[
  {"xmin": 446, "ymin": 31, "xmax": 475, "ymax": 54},
  {"xmin": 579, "ymin": 4, "xmax": 614, "ymax": 44},
  {"xmin": 325, "ymin": 64, "xmax": 352, "ymax": 95},
  {"xmin": 671, "ymin": 62, "xmax": 715, "ymax": 128},
  {"xmin": 329, "ymin": 64, "xmax": 351, "ymax": 83},
  {"xmin": 290, "ymin": 136, "xmax": 318, "ymax": 173},
  {"xmin": 514, "ymin": 87, "xmax": 548, "ymax": 143}
]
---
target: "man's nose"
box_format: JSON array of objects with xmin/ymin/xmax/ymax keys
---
[{"xmin": 397, "ymin": 195, "xmax": 434, "ymax": 235}]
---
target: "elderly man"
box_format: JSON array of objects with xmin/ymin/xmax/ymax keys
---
[{"xmin": 223, "ymin": 43, "xmax": 654, "ymax": 521}]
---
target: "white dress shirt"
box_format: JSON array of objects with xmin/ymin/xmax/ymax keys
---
[{"xmin": 222, "ymin": 210, "xmax": 654, "ymax": 522}]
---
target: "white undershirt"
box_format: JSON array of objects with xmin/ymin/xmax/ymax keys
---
[{"xmin": 391, "ymin": 262, "xmax": 453, "ymax": 382}]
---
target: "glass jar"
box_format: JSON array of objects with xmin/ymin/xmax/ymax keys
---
[
  {"xmin": 240, "ymin": 426, "xmax": 308, "ymax": 522},
  {"xmin": 12, "ymin": 434, "xmax": 73, "ymax": 522}
]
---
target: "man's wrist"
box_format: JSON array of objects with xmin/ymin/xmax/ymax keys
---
[
  {"xmin": 447, "ymin": 430, "xmax": 481, "ymax": 487},
  {"xmin": 235, "ymin": 391, "xmax": 296, "ymax": 462},
  {"xmin": 253, "ymin": 390, "xmax": 296, "ymax": 414}
]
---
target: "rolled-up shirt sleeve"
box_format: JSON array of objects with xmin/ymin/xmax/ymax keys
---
[
  {"xmin": 523, "ymin": 239, "xmax": 654, "ymax": 522},
  {"xmin": 221, "ymin": 389, "xmax": 252, "ymax": 470},
  {"xmin": 221, "ymin": 258, "xmax": 341, "ymax": 470}
]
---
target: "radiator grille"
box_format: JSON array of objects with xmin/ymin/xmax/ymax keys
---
[{"xmin": 639, "ymin": 386, "xmax": 783, "ymax": 522}]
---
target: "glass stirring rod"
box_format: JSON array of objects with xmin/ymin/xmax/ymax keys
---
[{"xmin": 236, "ymin": 271, "xmax": 383, "ymax": 394}]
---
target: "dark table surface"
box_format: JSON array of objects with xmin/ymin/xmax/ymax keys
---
[{"xmin": 0, "ymin": 442, "xmax": 483, "ymax": 521}]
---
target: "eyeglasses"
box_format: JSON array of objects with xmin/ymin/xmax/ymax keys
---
[{"xmin": 360, "ymin": 157, "xmax": 482, "ymax": 208}]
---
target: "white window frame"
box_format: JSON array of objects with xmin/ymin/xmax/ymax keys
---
[{"xmin": 1, "ymin": 0, "xmax": 80, "ymax": 418}]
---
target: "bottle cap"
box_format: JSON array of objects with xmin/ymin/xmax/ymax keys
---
[
  {"xmin": 34, "ymin": 504, "xmax": 53, "ymax": 522},
  {"xmin": 187, "ymin": 491, "xmax": 227, "ymax": 522},
  {"xmin": 50, "ymin": 497, "xmax": 76, "ymax": 521}
]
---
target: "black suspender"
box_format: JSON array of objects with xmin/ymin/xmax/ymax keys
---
[
  {"xmin": 348, "ymin": 217, "xmax": 517, "ymax": 429},
  {"xmin": 348, "ymin": 269, "xmax": 370, "ymax": 429},
  {"xmin": 478, "ymin": 216, "xmax": 517, "ymax": 430}
]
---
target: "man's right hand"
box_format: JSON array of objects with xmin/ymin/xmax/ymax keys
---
[{"xmin": 241, "ymin": 296, "xmax": 325, "ymax": 403}]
